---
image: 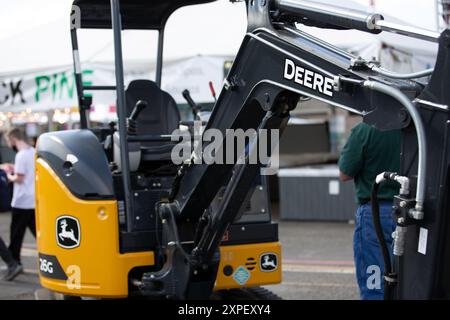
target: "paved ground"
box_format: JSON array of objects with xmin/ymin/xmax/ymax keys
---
[
  {"xmin": 266, "ymin": 219, "xmax": 358, "ymax": 300},
  {"xmin": 0, "ymin": 212, "xmax": 41, "ymax": 300},
  {"xmin": 0, "ymin": 211, "xmax": 359, "ymax": 300}
]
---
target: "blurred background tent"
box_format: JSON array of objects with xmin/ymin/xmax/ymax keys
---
[
  {"xmin": 0, "ymin": 0, "xmax": 246, "ymax": 120},
  {"xmin": 0, "ymin": 0, "xmax": 441, "ymax": 115},
  {"xmin": 0, "ymin": 0, "xmax": 446, "ymax": 218},
  {"xmin": 0, "ymin": 0, "xmax": 443, "ymax": 142},
  {"xmin": 0, "ymin": 0, "xmax": 246, "ymax": 73}
]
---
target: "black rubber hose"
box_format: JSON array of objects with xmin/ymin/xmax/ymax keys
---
[{"xmin": 371, "ymin": 181, "xmax": 393, "ymax": 300}]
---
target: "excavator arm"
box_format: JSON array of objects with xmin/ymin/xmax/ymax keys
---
[{"xmin": 141, "ymin": 0, "xmax": 450, "ymax": 300}]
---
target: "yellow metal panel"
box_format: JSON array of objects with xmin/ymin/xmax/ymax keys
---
[
  {"xmin": 36, "ymin": 158, "xmax": 281, "ymax": 297},
  {"xmin": 215, "ymin": 242, "xmax": 282, "ymax": 290},
  {"xmin": 35, "ymin": 158, "xmax": 154, "ymax": 298}
]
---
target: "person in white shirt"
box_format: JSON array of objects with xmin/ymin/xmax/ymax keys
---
[{"xmin": 3, "ymin": 128, "xmax": 36, "ymax": 272}]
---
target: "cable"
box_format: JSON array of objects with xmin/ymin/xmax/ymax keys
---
[
  {"xmin": 363, "ymin": 81, "xmax": 426, "ymax": 218},
  {"xmin": 371, "ymin": 66, "xmax": 434, "ymax": 80},
  {"xmin": 371, "ymin": 171, "xmax": 410, "ymax": 300},
  {"xmin": 370, "ymin": 179, "xmax": 394, "ymax": 300}
]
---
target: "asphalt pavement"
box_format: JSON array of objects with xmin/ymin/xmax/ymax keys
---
[
  {"xmin": 0, "ymin": 212, "xmax": 40, "ymax": 299},
  {"xmin": 0, "ymin": 211, "xmax": 359, "ymax": 300},
  {"xmin": 266, "ymin": 219, "xmax": 358, "ymax": 300}
]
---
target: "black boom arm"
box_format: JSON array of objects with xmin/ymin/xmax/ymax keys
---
[{"xmin": 142, "ymin": 0, "xmax": 450, "ymax": 300}]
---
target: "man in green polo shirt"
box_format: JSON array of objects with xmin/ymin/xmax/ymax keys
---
[{"xmin": 338, "ymin": 121, "xmax": 401, "ymax": 300}]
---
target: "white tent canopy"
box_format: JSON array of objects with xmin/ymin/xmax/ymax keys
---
[
  {"xmin": 0, "ymin": 0, "xmax": 440, "ymax": 116},
  {"xmin": 0, "ymin": 0, "xmax": 247, "ymax": 74},
  {"xmin": 0, "ymin": 0, "xmax": 245, "ymax": 115},
  {"xmin": 0, "ymin": 0, "xmax": 438, "ymax": 73}
]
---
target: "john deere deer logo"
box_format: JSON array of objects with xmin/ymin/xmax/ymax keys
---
[
  {"xmin": 260, "ymin": 253, "xmax": 278, "ymax": 272},
  {"xmin": 56, "ymin": 216, "xmax": 80, "ymax": 249}
]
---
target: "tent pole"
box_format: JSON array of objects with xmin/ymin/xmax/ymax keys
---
[{"xmin": 47, "ymin": 110, "xmax": 54, "ymax": 132}]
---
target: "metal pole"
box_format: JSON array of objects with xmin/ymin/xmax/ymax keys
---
[
  {"xmin": 47, "ymin": 110, "xmax": 54, "ymax": 132},
  {"xmin": 156, "ymin": 28, "xmax": 165, "ymax": 87},
  {"xmin": 275, "ymin": 0, "xmax": 441, "ymax": 42},
  {"xmin": 375, "ymin": 20, "xmax": 440, "ymax": 43},
  {"xmin": 111, "ymin": 0, "xmax": 135, "ymax": 232},
  {"xmin": 71, "ymin": 28, "xmax": 89, "ymax": 129},
  {"xmin": 275, "ymin": 0, "xmax": 383, "ymax": 33}
]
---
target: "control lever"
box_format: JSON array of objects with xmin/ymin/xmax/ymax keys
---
[
  {"xmin": 182, "ymin": 89, "xmax": 200, "ymax": 119},
  {"xmin": 209, "ymin": 81, "xmax": 217, "ymax": 103},
  {"xmin": 127, "ymin": 100, "xmax": 148, "ymax": 135}
]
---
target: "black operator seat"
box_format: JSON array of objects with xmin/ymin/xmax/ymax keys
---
[{"xmin": 125, "ymin": 80, "xmax": 181, "ymax": 161}]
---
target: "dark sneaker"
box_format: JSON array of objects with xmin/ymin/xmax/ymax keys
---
[{"xmin": 3, "ymin": 263, "xmax": 23, "ymax": 281}]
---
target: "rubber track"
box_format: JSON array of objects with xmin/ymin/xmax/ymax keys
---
[{"xmin": 214, "ymin": 287, "xmax": 282, "ymax": 300}]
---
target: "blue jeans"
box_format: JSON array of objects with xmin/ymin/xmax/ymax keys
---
[{"xmin": 353, "ymin": 202, "xmax": 395, "ymax": 300}]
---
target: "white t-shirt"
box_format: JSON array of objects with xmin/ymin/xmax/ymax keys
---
[{"xmin": 11, "ymin": 147, "xmax": 35, "ymax": 209}]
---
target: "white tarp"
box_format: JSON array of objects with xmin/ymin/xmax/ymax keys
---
[
  {"xmin": 0, "ymin": 55, "xmax": 232, "ymax": 113},
  {"xmin": 0, "ymin": 65, "xmax": 79, "ymax": 113}
]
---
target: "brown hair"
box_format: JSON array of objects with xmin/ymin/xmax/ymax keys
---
[{"xmin": 6, "ymin": 127, "xmax": 27, "ymax": 142}]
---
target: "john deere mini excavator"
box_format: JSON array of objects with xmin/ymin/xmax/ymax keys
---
[{"xmin": 35, "ymin": 0, "xmax": 450, "ymax": 300}]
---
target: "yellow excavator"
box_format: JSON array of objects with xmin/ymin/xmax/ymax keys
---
[
  {"xmin": 35, "ymin": 0, "xmax": 450, "ymax": 300},
  {"xmin": 35, "ymin": 0, "xmax": 281, "ymax": 299}
]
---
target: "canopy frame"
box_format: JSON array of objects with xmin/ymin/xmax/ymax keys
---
[
  {"xmin": 70, "ymin": 0, "xmax": 216, "ymax": 128},
  {"xmin": 70, "ymin": 0, "xmax": 215, "ymax": 232}
]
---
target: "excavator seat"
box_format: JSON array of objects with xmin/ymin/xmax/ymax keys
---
[{"xmin": 125, "ymin": 79, "xmax": 181, "ymax": 162}]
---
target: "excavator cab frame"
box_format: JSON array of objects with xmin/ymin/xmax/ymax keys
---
[
  {"xmin": 35, "ymin": 0, "xmax": 281, "ymax": 299},
  {"xmin": 71, "ymin": 0, "xmax": 215, "ymax": 128},
  {"xmin": 35, "ymin": 0, "xmax": 450, "ymax": 300}
]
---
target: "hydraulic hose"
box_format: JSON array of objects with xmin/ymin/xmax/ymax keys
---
[
  {"xmin": 337, "ymin": 76, "xmax": 426, "ymax": 218},
  {"xmin": 371, "ymin": 66, "xmax": 434, "ymax": 80},
  {"xmin": 370, "ymin": 171, "xmax": 411, "ymax": 300},
  {"xmin": 371, "ymin": 176, "xmax": 394, "ymax": 300},
  {"xmin": 363, "ymin": 81, "xmax": 426, "ymax": 219}
]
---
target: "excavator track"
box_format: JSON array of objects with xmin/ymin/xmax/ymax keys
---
[
  {"xmin": 213, "ymin": 287, "xmax": 282, "ymax": 300},
  {"xmin": 36, "ymin": 287, "xmax": 282, "ymax": 300}
]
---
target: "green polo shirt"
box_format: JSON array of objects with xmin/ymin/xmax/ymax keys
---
[{"xmin": 338, "ymin": 122, "xmax": 401, "ymax": 204}]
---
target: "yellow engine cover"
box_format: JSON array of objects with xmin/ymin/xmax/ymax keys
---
[
  {"xmin": 36, "ymin": 159, "xmax": 154, "ymax": 298},
  {"xmin": 36, "ymin": 158, "xmax": 281, "ymax": 298}
]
